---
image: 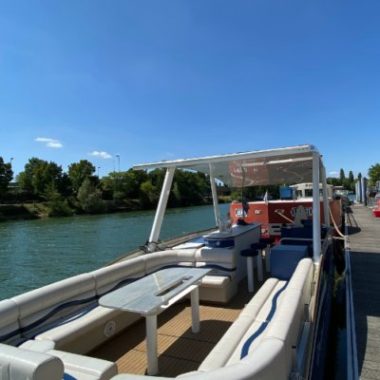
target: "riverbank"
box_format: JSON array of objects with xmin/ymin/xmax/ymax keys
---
[
  {"xmin": 0, "ymin": 196, "xmax": 231, "ymax": 222},
  {"xmin": 0, "ymin": 204, "xmax": 41, "ymax": 221}
]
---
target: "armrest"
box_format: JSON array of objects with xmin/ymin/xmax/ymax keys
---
[{"xmin": 0, "ymin": 343, "xmax": 64, "ymax": 380}]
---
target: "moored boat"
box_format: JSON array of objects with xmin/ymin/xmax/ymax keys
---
[{"xmin": 0, "ymin": 145, "xmax": 345, "ymax": 380}]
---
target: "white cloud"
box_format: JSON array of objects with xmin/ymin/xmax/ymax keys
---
[
  {"xmin": 89, "ymin": 151, "xmax": 112, "ymax": 159},
  {"xmin": 35, "ymin": 137, "xmax": 63, "ymax": 149}
]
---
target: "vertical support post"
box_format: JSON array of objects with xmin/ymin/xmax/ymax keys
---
[
  {"xmin": 312, "ymin": 153, "xmax": 321, "ymax": 263},
  {"xmin": 146, "ymin": 314, "xmax": 158, "ymax": 375},
  {"xmin": 148, "ymin": 167, "xmax": 175, "ymax": 252},
  {"xmin": 209, "ymin": 164, "xmax": 222, "ymax": 229},
  {"xmin": 358, "ymin": 176, "xmax": 363, "ymax": 203},
  {"xmin": 321, "ymin": 165, "xmax": 330, "ymax": 226},
  {"xmin": 247, "ymin": 257, "xmax": 255, "ymax": 292},
  {"xmin": 363, "ymin": 178, "xmax": 368, "ymax": 206},
  {"xmin": 190, "ymin": 286, "xmax": 200, "ymax": 333}
]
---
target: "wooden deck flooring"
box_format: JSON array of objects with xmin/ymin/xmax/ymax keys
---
[
  {"xmin": 90, "ymin": 281, "xmax": 254, "ymax": 377},
  {"xmin": 347, "ymin": 204, "xmax": 380, "ymax": 380}
]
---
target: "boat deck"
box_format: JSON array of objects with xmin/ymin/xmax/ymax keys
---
[
  {"xmin": 90, "ymin": 281, "xmax": 254, "ymax": 377},
  {"xmin": 347, "ymin": 204, "xmax": 380, "ymax": 380}
]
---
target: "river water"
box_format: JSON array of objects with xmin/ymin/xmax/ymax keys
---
[{"xmin": 0, "ymin": 204, "xmax": 229, "ymax": 299}]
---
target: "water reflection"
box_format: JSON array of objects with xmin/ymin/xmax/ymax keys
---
[{"xmin": 0, "ymin": 204, "xmax": 228, "ymax": 299}]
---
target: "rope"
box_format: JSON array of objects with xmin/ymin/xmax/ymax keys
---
[
  {"xmin": 274, "ymin": 209, "xmax": 294, "ymax": 224},
  {"xmin": 329, "ymin": 207, "xmax": 345, "ymax": 239}
]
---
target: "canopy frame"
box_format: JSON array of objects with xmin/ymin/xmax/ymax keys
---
[{"xmin": 134, "ymin": 144, "xmax": 327, "ymax": 262}]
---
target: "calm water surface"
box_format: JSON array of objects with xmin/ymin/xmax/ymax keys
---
[{"xmin": 0, "ymin": 204, "xmax": 228, "ymax": 299}]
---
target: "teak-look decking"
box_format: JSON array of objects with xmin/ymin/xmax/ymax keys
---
[
  {"xmin": 90, "ymin": 281, "xmax": 256, "ymax": 377},
  {"xmin": 347, "ymin": 204, "xmax": 380, "ymax": 380}
]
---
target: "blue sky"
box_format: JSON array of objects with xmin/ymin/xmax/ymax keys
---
[{"xmin": 0, "ymin": 0, "xmax": 379, "ymax": 179}]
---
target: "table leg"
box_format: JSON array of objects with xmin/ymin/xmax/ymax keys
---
[
  {"xmin": 247, "ymin": 257, "xmax": 254, "ymax": 293},
  {"xmin": 146, "ymin": 314, "xmax": 158, "ymax": 375},
  {"xmin": 190, "ymin": 286, "xmax": 200, "ymax": 333}
]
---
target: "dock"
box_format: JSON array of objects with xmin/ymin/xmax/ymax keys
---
[{"xmin": 347, "ymin": 204, "xmax": 380, "ymax": 380}]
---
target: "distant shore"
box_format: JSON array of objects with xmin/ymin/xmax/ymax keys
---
[{"xmin": 0, "ymin": 197, "xmax": 230, "ymax": 223}]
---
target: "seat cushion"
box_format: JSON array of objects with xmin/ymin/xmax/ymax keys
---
[
  {"xmin": 270, "ymin": 245, "xmax": 308, "ymax": 280},
  {"xmin": 0, "ymin": 343, "xmax": 64, "ymax": 380}
]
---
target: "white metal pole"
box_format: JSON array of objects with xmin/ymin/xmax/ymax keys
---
[
  {"xmin": 321, "ymin": 165, "xmax": 330, "ymax": 226},
  {"xmin": 190, "ymin": 286, "xmax": 200, "ymax": 333},
  {"xmin": 312, "ymin": 153, "xmax": 321, "ymax": 262},
  {"xmin": 209, "ymin": 164, "xmax": 222, "ymax": 229},
  {"xmin": 146, "ymin": 315, "xmax": 158, "ymax": 375},
  {"xmin": 148, "ymin": 167, "xmax": 175, "ymax": 251}
]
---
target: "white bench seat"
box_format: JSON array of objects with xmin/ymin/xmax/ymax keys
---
[
  {"xmin": 199, "ymin": 258, "xmax": 313, "ymax": 378},
  {"xmin": 35, "ymin": 305, "xmax": 140, "ymax": 354},
  {"xmin": 20, "ymin": 340, "xmax": 117, "ymax": 380}
]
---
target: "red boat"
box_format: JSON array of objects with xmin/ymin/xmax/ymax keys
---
[
  {"xmin": 229, "ymin": 183, "xmax": 343, "ymax": 240},
  {"xmin": 373, "ymin": 199, "xmax": 380, "ymax": 217}
]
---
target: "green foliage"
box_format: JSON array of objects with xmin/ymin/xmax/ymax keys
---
[
  {"xmin": 139, "ymin": 180, "xmax": 159, "ymax": 208},
  {"xmin": 0, "ymin": 157, "xmax": 13, "ymax": 199},
  {"xmin": 77, "ymin": 178, "xmax": 106, "ymax": 214},
  {"xmin": 45, "ymin": 184, "xmax": 73, "ymax": 217},
  {"xmin": 68, "ymin": 160, "xmax": 96, "ymax": 194},
  {"xmin": 326, "ymin": 167, "xmax": 358, "ymax": 191},
  {"xmin": 170, "ymin": 170, "xmax": 210, "ymax": 207},
  {"xmin": 339, "ymin": 169, "xmax": 346, "ymax": 182},
  {"xmin": 230, "ymin": 185, "xmax": 279, "ymax": 201},
  {"xmin": 17, "ymin": 158, "xmax": 65, "ymax": 198},
  {"xmin": 101, "ymin": 169, "xmax": 148, "ymax": 201},
  {"xmin": 101, "ymin": 168, "xmax": 210, "ymax": 209},
  {"xmin": 368, "ymin": 164, "xmax": 380, "ymax": 186}
]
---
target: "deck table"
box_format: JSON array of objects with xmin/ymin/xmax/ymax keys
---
[{"xmin": 99, "ymin": 267, "xmax": 211, "ymax": 375}]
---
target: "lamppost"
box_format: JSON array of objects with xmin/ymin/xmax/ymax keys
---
[
  {"xmin": 97, "ymin": 166, "xmax": 100, "ymax": 178},
  {"xmin": 115, "ymin": 154, "xmax": 120, "ymax": 172}
]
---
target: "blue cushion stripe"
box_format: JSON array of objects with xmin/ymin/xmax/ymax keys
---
[
  {"xmin": 20, "ymin": 296, "xmax": 98, "ymax": 337},
  {"xmin": 2, "ymin": 261, "xmax": 236, "ymax": 343},
  {"xmin": 240, "ymin": 282, "xmax": 288, "ymax": 359}
]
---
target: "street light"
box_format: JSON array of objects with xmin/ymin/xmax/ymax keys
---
[
  {"xmin": 115, "ymin": 154, "xmax": 120, "ymax": 172},
  {"xmin": 97, "ymin": 166, "xmax": 100, "ymax": 178}
]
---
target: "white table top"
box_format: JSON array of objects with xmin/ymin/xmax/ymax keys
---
[{"xmin": 99, "ymin": 267, "xmax": 211, "ymax": 316}]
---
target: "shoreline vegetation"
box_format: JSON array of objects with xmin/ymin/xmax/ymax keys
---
[
  {"xmin": 0, "ymin": 157, "xmax": 233, "ymax": 222},
  {"xmin": 0, "ymin": 156, "xmax": 368, "ymax": 223},
  {"xmin": 0, "ymin": 196, "xmax": 232, "ymax": 222}
]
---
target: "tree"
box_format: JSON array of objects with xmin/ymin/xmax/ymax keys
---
[
  {"xmin": 68, "ymin": 160, "xmax": 96, "ymax": 194},
  {"xmin": 77, "ymin": 178, "xmax": 106, "ymax": 213},
  {"xmin": 45, "ymin": 183, "xmax": 73, "ymax": 217},
  {"xmin": 368, "ymin": 164, "xmax": 380, "ymax": 186},
  {"xmin": 17, "ymin": 158, "xmax": 64, "ymax": 198},
  {"xmin": 339, "ymin": 168, "xmax": 346, "ymax": 183},
  {"xmin": 101, "ymin": 169, "xmax": 148, "ymax": 201},
  {"xmin": 139, "ymin": 180, "xmax": 158, "ymax": 208},
  {"xmin": 170, "ymin": 170, "xmax": 210, "ymax": 206},
  {"xmin": 0, "ymin": 157, "xmax": 13, "ymax": 199}
]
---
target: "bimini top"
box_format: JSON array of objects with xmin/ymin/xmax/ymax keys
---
[{"xmin": 133, "ymin": 144, "xmax": 323, "ymax": 187}]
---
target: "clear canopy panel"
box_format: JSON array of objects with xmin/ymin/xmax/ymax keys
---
[{"xmin": 133, "ymin": 144, "xmax": 323, "ymax": 187}]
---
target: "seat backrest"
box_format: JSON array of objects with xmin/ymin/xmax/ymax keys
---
[
  {"xmin": 195, "ymin": 246, "xmax": 236, "ymax": 277},
  {"xmin": 0, "ymin": 343, "xmax": 64, "ymax": 380},
  {"xmin": 12, "ymin": 273, "xmax": 96, "ymax": 339},
  {"xmin": 145, "ymin": 249, "xmax": 196, "ymax": 274},
  {"xmin": 270, "ymin": 245, "xmax": 308, "ymax": 280},
  {"xmin": 92, "ymin": 255, "xmax": 146, "ymax": 296},
  {"xmin": 0, "ymin": 299, "xmax": 21, "ymax": 346}
]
